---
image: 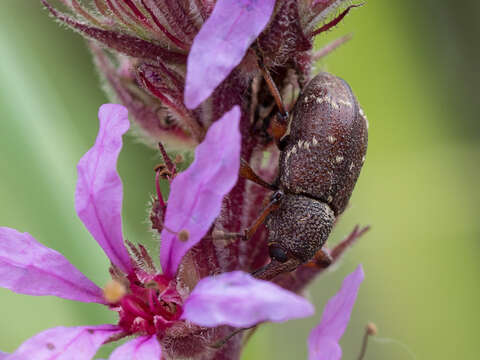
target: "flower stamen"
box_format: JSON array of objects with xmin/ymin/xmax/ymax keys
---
[
  {"xmin": 178, "ymin": 229, "xmax": 189, "ymax": 242},
  {"xmin": 103, "ymin": 279, "xmax": 128, "ymax": 304},
  {"xmin": 357, "ymin": 322, "xmax": 377, "ymax": 360}
]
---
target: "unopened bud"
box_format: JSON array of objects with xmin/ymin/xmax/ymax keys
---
[
  {"xmin": 174, "ymin": 153, "xmax": 184, "ymax": 164},
  {"xmin": 366, "ymin": 322, "xmax": 377, "ymax": 336},
  {"xmin": 178, "ymin": 229, "xmax": 189, "ymax": 242},
  {"xmin": 103, "ymin": 279, "xmax": 127, "ymax": 304}
]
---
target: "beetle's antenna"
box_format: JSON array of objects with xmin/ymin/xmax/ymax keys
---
[
  {"xmin": 239, "ymin": 158, "xmax": 277, "ymax": 191},
  {"xmin": 208, "ymin": 191, "xmax": 282, "ymax": 243},
  {"xmin": 209, "ymin": 326, "xmax": 255, "ymax": 349}
]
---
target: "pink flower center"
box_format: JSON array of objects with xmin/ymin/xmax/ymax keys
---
[{"xmin": 115, "ymin": 272, "xmax": 183, "ymax": 336}]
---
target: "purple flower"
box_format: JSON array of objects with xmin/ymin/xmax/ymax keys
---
[
  {"xmin": 182, "ymin": 271, "xmax": 314, "ymax": 328},
  {"xmin": 308, "ymin": 265, "xmax": 365, "ymax": 360},
  {"xmin": 0, "ymin": 104, "xmax": 314, "ymax": 359}
]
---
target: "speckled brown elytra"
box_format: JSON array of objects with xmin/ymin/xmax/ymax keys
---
[{"xmin": 240, "ymin": 66, "xmax": 368, "ymax": 280}]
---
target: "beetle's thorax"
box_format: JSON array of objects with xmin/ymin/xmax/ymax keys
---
[{"xmin": 265, "ymin": 194, "xmax": 335, "ymax": 263}]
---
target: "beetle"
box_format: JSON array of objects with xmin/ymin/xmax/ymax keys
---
[{"xmin": 240, "ymin": 69, "xmax": 368, "ymax": 280}]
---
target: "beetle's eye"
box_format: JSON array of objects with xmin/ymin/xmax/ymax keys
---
[
  {"xmin": 269, "ymin": 244, "xmax": 288, "ymax": 263},
  {"xmin": 271, "ymin": 190, "xmax": 284, "ymax": 203}
]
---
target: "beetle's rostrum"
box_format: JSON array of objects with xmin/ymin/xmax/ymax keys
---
[{"xmin": 246, "ymin": 71, "xmax": 368, "ymax": 280}]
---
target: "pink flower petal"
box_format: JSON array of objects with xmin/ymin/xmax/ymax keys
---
[
  {"xmin": 0, "ymin": 352, "xmax": 8, "ymax": 359},
  {"xmin": 75, "ymin": 104, "xmax": 132, "ymax": 274},
  {"xmin": 0, "ymin": 227, "xmax": 105, "ymax": 303},
  {"xmin": 5, "ymin": 325, "xmax": 121, "ymax": 360},
  {"xmin": 309, "ymin": 338, "xmax": 342, "ymax": 360},
  {"xmin": 181, "ymin": 271, "xmax": 314, "ymax": 327},
  {"xmin": 184, "ymin": 0, "xmax": 276, "ymax": 109},
  {"xmin": 160, "ymin": 106, "xmax": 241, "ymax": 277},
  {"xmin": 109, "ymin": 336, "xmax": 161, "ymax": 360},
  {"xmin": 308, "ymin": 265, "xmax": 365, "ymax": 360}
]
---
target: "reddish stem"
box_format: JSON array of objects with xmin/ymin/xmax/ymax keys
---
[
  {"xmin": 157, "ymin": 142, "xmax": 176, "ymax": 176},
  {"xmin": 155, "ymin": 170, "xmax": 166, "ymax": 208},
  {"xmin": 309, "ymin": 4, "xmax": 364, "ymax": 38}
]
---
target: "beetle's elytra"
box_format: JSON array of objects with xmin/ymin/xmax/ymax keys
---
[{"xmin": 279, "ymin": 72, "xmax": 368, "ymax": 216}]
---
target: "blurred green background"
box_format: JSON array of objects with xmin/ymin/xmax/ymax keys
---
[{"xmin": 1, "ymin": 1, "xmax": 479, "ymax": 359}]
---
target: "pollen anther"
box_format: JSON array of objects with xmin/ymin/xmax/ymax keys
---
[
  {"xmin": 178, "ymin": 229, "xmax": 190, "ymax": 242},
  {"xmin": 103, "ymin": 279, "xmax": 127, "ymax": 304}
]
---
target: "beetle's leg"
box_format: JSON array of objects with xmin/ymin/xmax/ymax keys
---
[
  {"xmin": 259, "ymin": 64, "xmax": 288, "ymax": 119},
  {"xmin": 209, "ymin": 326, "xmax": 255, "ymax": 349},
  {"xmin": 301, "ymin": 225, "xmax": 370, "ymax": 269},
  {"xmin": 256, "ymin": 56, "xmax": 290, "ymax": 148},
  {"xmin": 269, "ymin": 116, "xmax": 289, "ymax": 150},
  {"xmin": 243, "ymin": 191, "xmax": 282, "ymax": 240},
  {"xmin": 211, "ymin": 191, "xmax": 283, "ymax": 242},
  {"xmin": 304, "ymin": 247, "xmax": 333, "ymax": 268},
  {"xmin": 240, "ymin": 158, "xmax": 277, "ymax": 191}
]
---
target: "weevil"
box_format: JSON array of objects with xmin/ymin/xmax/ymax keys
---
[{"xmin": 240, "ymin": 67, "xmax": 368, "ymax": 280}]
